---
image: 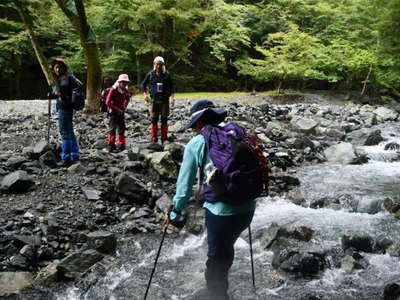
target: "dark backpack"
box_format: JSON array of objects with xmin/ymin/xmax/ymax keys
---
[
  {"xmin": 101, "ymin": 88, "xmax": 111, "ymax": 112},
  {"xmin": 70, "ymin": 76, "xmax": 85, "ymax": 111},
  {"xmin": 200, "ymin": 123, "xmax": 268, "ymax": 205}
]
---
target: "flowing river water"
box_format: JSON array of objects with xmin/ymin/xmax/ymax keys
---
[
  {"xmin": 56, "ymin": 122, "xmax": 400, "ymax": 300},
  {"xmin": 1, "ymin": 99, "xmax": 399, "ymax": 300}
]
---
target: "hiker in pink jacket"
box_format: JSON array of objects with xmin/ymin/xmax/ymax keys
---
[{"xmin": 106, "ymin": 74, "xmax": 131, "ymax": 152}]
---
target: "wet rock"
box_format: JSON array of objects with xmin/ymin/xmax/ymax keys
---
[
  {"xmin": 271, "ymin": 240, "xmax": 326, "ymax": 275},
  {"xmin": 154, "ymin": 193, "xmax": 171, "ymax": 213},
  {"xmin": 290, "ymin": 117, "xmax": 318, "ymax": 134},
  {"xmin": 0, "ymin": 272, "xmax": 33, "ymax": 297},
  {"xmin": 350, "ymin": 153, "xmax": 369, "ymax": 165},
  {"xmin": 324, "ymin": 142, "xmax": 356, "ymax": 164},
  {"xmin": 292, "ymin": 136, "xmax": 315, "ymax": 150},
  {"xmin": 261, "ymin": 224, "xmax": 314, "ymax": 249},
  {"xmin": 383, "ymin": 281, "xmax": 400, "ymax": 300},
  {"xmin": 57, "ymin": 249, "xmax": 104, "ymax": 280},
  {"xmin": 386, "ymin": 244, "xmax": 400, "ymax": 257},
  {"xmin": 34, "ymin": 260, "xmax": 60, "ymax": 286},
  {"xmin": 147, "ymin": 151, "xmax": 177, "ymax": 179},
  {"xmin": 164, "ymin": 143, "xmax": 184, "ymax": 162},
  {"xmin": 0, "ymin": 171, "xmax": 35, "ymax": 193},
  {"xmin": 81, "ymin": 187, "xmax": 102, "ymax": 201},
  {"xmin": 115, "ymin": 172, "xmax": 150, "ymax": 204},
  {"xmin": 375, "ymin": 237, "xmax": 393, "ymax": 253},
  {"xmin": 385, "ymin": 142, "xmax": 400, "ymax": 151},
  {"xmin": 7, "ymin": 254, "xmax": 32, "ymax": 270},
  {"xmin": 265, "ymin": 121, "xmax": 285, "ymax": 137},
  {"xmin": 260, "ymin": 223, "xmax": 281, "ymax": 249},
  {"xmin": 85, "ymin": 231, "xmax": 116, "ymax": 254},
  {"xmin": 123, "ymin": 161, "xmax": 147, "ymax": 172},
  {"xmin": 127, "ymin": 146, "xmax": 143, "ymax": 161},
  {"xmin": 384, "ymin": 197, "xmax": 400, "ymax": 214},
  {"xmin": 287, "ymin": 190, "xmax": 306, "ymax": 205},
  {"xmin": 147, "ymin": 143, "xmax": 164, "ymax": 151},
  {"xmin": 6, "ymin": 156, "xmax": 28, "ymax": 169},
  {"xmin": 32, "ymin": 140, "xmax": 51, "ymax": 158},
  {"xmin": 92, "ymin": 140, "xmax": 107, "ymax": 150},
  {"xmin": 340, "ymin": 255, "xmax": 366, "ymax": 273},
  {"xmin": 341, "ymin": 234, "xmax": 373, "ymax": 253},
  {"xmin": 364, "ymin": 130, "xmax": 384, "ymax": 146},
  {"xmin": 38, "ymin": 151, "xmax": 58, "ymax": 169},
  {"xmin": 374, "ymin": 107, "xmax": 398, "ymax": 122}
]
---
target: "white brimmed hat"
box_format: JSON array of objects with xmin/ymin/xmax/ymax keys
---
[
  {"xmin": 153, "ymin": 56, "xmax": 165, "ymax": 64},
  {"xmin": 117, "ymin": 74, "xmax": 130, "ymax": 82}
]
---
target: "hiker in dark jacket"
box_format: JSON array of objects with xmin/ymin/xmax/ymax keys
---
[
  {"xmin": 50, "ymin": 58, "xmax": 82, "ymax": 166},
  {"xmin": 141, "ymin": 56, "xmax": 175, "ymax": 144},
  {"xmin": 168, "ymin": 100, "xmax": 256, "ymax": 300},
  {"xmin": 100, "ymin": 77, "xmax": 113, "ymax": 112},
  {"xmin": 106, "ymin": 74, "xmax": 131, "ymax": 152}
]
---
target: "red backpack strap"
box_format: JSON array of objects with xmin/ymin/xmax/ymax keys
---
[{"xmin": 245, "ymin": 134, "xmax": 269, "ymax": 194}]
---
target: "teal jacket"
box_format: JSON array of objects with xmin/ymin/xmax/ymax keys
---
[{"xmin": 171, "ymin": 134, "xmax": 256, "ymax": 220}]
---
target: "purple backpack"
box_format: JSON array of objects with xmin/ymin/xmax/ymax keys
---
[{"xmin": 200, "ymin": 123, "xmax": 263, "ymax": 205}]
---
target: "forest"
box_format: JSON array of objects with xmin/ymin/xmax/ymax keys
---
[{"xmin": 0, "ymin": 0, "xmax": 399, "ymax": 101}]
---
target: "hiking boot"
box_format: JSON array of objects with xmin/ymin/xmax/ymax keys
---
[
  {"xmin": 117, "ymin": 144, "xmax": 126, "ymax": 152},
  {"xmin": 108, "ymin": 144, "xmax": 116, "ymax": 153},
  {"xmin": 58, "ymin": 160, "xmax": 72, "ymax": 168}
]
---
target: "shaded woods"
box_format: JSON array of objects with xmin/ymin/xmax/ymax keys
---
[{"xmin": 0, "ymin": 0, "xmax": 399, "ymax": 100}]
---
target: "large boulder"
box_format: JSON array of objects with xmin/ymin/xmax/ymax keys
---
[
  {"xmin": 324, "ymin": 142, "xmax": 356, "ymax": 164},
  {"xmin": 383, "ymin": 281, "xmax": 400, "ymax": 300},
  {"xmin": 364, "ymin": 130, "xmax": 384, "ymax": 146},
  {"xmin": 147, "ymin": 151, "xmax": 177, "ymax": 179},
  {"xmin": 115, "ymin": 172, "xmax": 150, "ymax": 204},
  {"xmin": 34, "ymin": 261, "xmax": 60, "ymax": 286},
  {"xmin": 0, "ymin": 171, "xmax": 35, "ymax": 193},
  {"xmin": 32, "ymin": 140, "xmax": 51, "ymax": 159},
  {"xmin": 0, "ymin": 272, "xmax": 33, "ymax": 296},
  {"xmin": 57, "ymin": 249, "xmax": 104, "ymax": 280},
  {"xmin": 271, "ymin": 238, "xmax": 326, "ymax": 276},
  {"xmin": 85, "ymin": 231, "xmax": 117, "ymax": 254},
  {"xmin": 374, "ymin": 107, "xmax": 398, "ymax": 122},
  {"xmin": 341, "ymin": 234, "xmax": 374, "ymax": 253},
  {"xmin": 290, "ymin": 117, "xmax": 318, "ymax": 134}
]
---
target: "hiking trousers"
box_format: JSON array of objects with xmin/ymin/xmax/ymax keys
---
[
  {"xmin": 205, "ymin": 209, "xmax": 254, "ymax": 299},
  {"xmin": 58, "ymin": 108, "xmax": 75, "ymax": 140},
  {"xmin": 108, "ymin": 111, "xmax": 126, "ymax": 136},
  {"xmin": 149, "ymin": 97, "xmax": 169, "ymax": 124}
]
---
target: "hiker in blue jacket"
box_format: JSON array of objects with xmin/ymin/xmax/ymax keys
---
[{"xmin": 169, "ymin": 100, "xmax": 256, "ymax": 300}]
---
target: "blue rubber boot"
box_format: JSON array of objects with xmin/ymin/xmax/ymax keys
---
[
  {"xmin": 70, "ymin": 139, "xmax": 80, "ymax": 161},
  {"xmin": 60, "ymin": 140, "xmax": 72, "ymax": 167}
]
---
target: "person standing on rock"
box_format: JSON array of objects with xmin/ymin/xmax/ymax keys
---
[
  {"xmin": 141, "ymin": 56, "xmax": 175, "ymax": 144},
  {"xmin": 105, "ymin": 74, "xmax": 131, "ymax": 152},
  {"xmin": 167, "ymin": 100, "xmax": 258, "ymax": 300},
  {"xmin": 50, "ymin": 58, "xmax": 82, "ymax": 167}
]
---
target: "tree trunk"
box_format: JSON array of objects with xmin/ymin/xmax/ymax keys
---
[
  {"xmin": 15, "ymin": 70, "xmax": 22, "ymax": 98},
  {"xmin": 136, "ymin": 54, "xmax": 141, "ymax": 87},
  {"xmin": 54, "ymin": 0, "xmax": 102, "ymax": 113},
  {"xmin": 14, "ymin": 0, "xmax": 55, "ymax": 86}
]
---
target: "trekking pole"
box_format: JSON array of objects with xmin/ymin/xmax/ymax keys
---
[
  {"xmin": 144, "ymin": 225, "xmax": 168, "ymax": 300},
  {"xmin": 47, "ymin": 89, "xmax": 52, "ymax": 143},
  {"xmin": 248, "ymin": 225, "xmax": 255, "ymax": 289}
]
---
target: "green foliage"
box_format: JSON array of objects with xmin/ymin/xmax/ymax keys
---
[{"xmin": 1, "ymin": 0, "xmax": 399, "ymax": 92}]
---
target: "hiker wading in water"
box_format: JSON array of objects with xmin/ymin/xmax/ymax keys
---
[
  {"xmin": 141, "ymin": 56, "xmax": 175, "ymax": 144},
  {"xmin": 167, "ymin": 100, "xmax": 256, "ymax": 300},
  {"xmin": 105, "ymin": 74, "xmax": 131, "ymax": 152},
  {"xmin": 50, "ymin": 58, "xmax": 82, "ymax": 167}
]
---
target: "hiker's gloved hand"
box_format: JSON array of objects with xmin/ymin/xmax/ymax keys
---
[{"xmin": 168, "ymin": 207, "xmax": 186, "ymax": 229}]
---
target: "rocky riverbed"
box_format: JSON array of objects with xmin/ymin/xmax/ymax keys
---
[{"xmin": 1, "ymin": 93, "xmax": 400, "ymax": 299}]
